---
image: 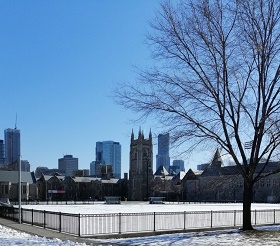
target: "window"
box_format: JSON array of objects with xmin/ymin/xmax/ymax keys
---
[
  {"xmin": 1, "ymin": 184, "xmax": 9, "ymax": 194},
  {"xmin": 22, "ymin": 185, "xmax": 27, "ymax": 195},
  {"xmin": 4, "ymin": 185, "xmax": 8, "ymax": 194},
  {"xmin": 267, "ymin": 179, "xmax": 271, "ymax": 187}
]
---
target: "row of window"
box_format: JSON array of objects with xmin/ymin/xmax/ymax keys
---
[{"xmin": 0, "ymin": 184, "xmax": 27, "ymax": 194}]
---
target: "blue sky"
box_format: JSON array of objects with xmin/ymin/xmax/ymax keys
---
[{"xmin": 0, "ymin": 1, "xmax": 208, "ymax": 176}]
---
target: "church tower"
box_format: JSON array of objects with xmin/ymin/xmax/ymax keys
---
[{"xmin": 128, "ymin": 128, "xmax": 153, "ymax": 201}]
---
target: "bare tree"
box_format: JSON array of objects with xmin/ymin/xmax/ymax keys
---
[{"xmin": 115, "ymin": 0, "xmax": 280, "ymax": 230}]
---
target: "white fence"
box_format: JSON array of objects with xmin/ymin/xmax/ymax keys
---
[{"xmin": 1, "ymin": 207, "xmax": 280, "ymax": 237}]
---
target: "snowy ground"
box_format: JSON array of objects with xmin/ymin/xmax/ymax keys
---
[
  {"xmin": 1, "ymin": 202, "xmax": 280, "ymax": 245},
  {"xmin": 0, "ymin": 224, "xmax": 87, "ymax": 246},
  {"xmin": 1, "ymin": 223, "xmax": 280, "ymax": 245},
  {"xmin": 20, "ymin": 201, "xmax": 280, "ymax": 214},
  {"xmin": 100, "ymin": 225, "xmax": 280, "ymax": 245}
]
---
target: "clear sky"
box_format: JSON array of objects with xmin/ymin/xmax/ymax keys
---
[{"xmin": 0, "ymin": 1, "xmax": 210, "ymax": 176}]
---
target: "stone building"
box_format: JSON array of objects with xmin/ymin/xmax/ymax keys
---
[
  {"xmin": 37, "ymin": 173, "xmax": 128, "ymax": 201},
  {"xmin": 128, "ymin": 129, "xmax": 153, "ymax": 201},
  {"xmin": 0, "ymin": 171, "xmax": 37, "ymax": 201},
  {"xmin": 149, "ymin": 149, "xmax": 280, "ymax": 203}
]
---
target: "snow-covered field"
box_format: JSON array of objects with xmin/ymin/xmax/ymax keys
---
[
  {"xmin": 1, "ymin": 202, "xmax": 280, "ymax": 245},
  {"xmin": 20, "ymin": 201, "xmax": 280, "ymax": 214}
]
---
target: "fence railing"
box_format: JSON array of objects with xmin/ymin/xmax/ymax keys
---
[{"xmin": 0, "ymin": 206, "xmax": 279, "ymax": 237}]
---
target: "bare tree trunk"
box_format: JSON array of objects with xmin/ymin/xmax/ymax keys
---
[{"xmin": 242, "ymin": 180, "xmax": 254, "ymax": 230}]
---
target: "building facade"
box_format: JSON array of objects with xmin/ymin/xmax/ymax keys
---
[
  {"xmin": 58, "ymin": 154, "xmax": 78, "ymax": 176},
  {"xmin": 0, "ymin": 171, "xmax": 36, "ymax": 201},
  {"xmin": 0, "ymin": 140, "xmax": 5, "ymax": 164},
  {"xmin": 21, "ymin": 160, "xmax": 30, "ymax": 172},
  {"xmin": 37, "ymin": 173, "xmax": 128, "ymax": 201},
  {"xmin": 4, "ymin": 128, "xmax": 20, "ymax": 166},
  {"xmin": 172, "ymin": 160, "xmax": 185, "ymax": 172},
  {"xmin": 129, "ymin": 129, "xmax": 153, "ymax": 201},
  {"xmin": 95, "ymin": 141, "xmax": 121, "ymax": 178},
  {"xmin": 156, "ymin": 133, "xmax": 170, "ymax": 171}
]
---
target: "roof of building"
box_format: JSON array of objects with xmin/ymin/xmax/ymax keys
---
[
  {"xmin": 154, "ymin": 165, "xmax": 169, "ymax": 176},
  {"xmin": 201, "ymin": 161, "xmax": 280, "ymax": 177},
  {"xmin": 209, "ymin": 149, "xmax": 224, "ymax": 168},
  {"xmin": 101, "ymin": 178, "xmax": 120, "ymax": 184},
  {"xmin": 39, "ymin": 174, "xmax": 65, "ymax": 182},
  {"xmin": 69, "ymin": 176, "xmax": 101, "ymax": 182},
  {"xmin": 0, "ymin": 171, "xmax": 35, "ymax": 183},
  {"xmin": 172, "ymin": 171, "xmax": 186, "ymax": 181}
]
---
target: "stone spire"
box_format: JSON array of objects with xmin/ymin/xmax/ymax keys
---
[
  {"xmin": 210, "ymin": 149, "xmax": 224, "ymax": 168},
  {"xmin": 131, "ymin": 129, "xmax": 134, "ymax": 141}
]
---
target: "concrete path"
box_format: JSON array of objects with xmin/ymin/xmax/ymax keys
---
[{"xmin": 0, "ymin": 217, "xmax": 112, "ymax": 245}]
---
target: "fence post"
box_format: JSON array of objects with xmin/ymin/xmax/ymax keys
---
[
  {"xmin": 59, "ymin": 212, "xmax": 61, "ymax": 233},
  {"xmin": 44, "ymin": 210, "xmax": 46, "ymax": 228},
  {"xmin": 32, "ymin": 209, "xmax": 33, "ymax": 225},
  {"xmin": 234, "ymin": 210, "xmax": 236, "ymax": 227},
  {"xmin": 255, "ymin": 209, "xmax": 257, "ymax": 225},
  {"xmin": 119, "ymin": 213, "xmax": 121, "ymax": 234},
  {"xmin": 211, "ymin": 211, "xmax": 213, "ymax": 228},
  {"xmin": 154, "ymin": 212, "xmax": 156, "ymax": 232},
  {"xmin": 184, "ymin": 211, "xmax": 186, "ymax": 230},
  {"xmin": 274, "ymin": 209, "xmax": 276, "ymax": 224},
  {"xmin": 78, "ymin": 214, "xmax": 81, "ymax": 237}
]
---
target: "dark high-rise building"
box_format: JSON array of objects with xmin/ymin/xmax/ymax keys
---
[
  {"xmin": 129, "ymin": 129, "xmax": 153, "ymax": 201},
  {"xmin": 171, "ymin": 160, "xmax": 185, "ymax": 173},
  {"xmin": 4, "ymin": 128, "xmax": 20, "ymax": 166},
  {"xmin": 0, "ymin": 140, "xmax": 5, "ymax": 164},
  {"xmin": 156, "ymin": 133, "xmax": 170, "ymax": 171},
  {"xmin": 58, "ymin": 154, "xmax": 78, "ymax": 176},
  {"xmin": 21, "ymin": 160, "xmax": 30, "ymax": 172}
]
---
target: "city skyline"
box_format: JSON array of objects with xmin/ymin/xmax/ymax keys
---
[
  {"xmin": 0, "ymin": 1, "xmax": 214, "ymax": 174},
  {"xmin": 0, "ymin": 125, "xmax": 218, "ymax": 177}
]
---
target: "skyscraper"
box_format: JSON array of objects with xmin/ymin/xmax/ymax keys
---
[
  {"xmin": 156, "ymin": 133, "xmax": 170, "ymax": 171},
  {"xmin": 21, "ymin": 160, "xmax": 30, "ymax": 172},
  {"xmin": 4, "ymin": 128, "xmax": 20, "ymax": 166},
  {"xmin": 95, "ymin": 141, "xmax": 121, "ymax": 178},
  {"xmin": 0, "ymin": 140, "xmax": 5, "ymax": 164},
  {"xmin": 58, "ymin": 154, "xmax": 78, "ymax": 176},
  {"xmin": 170, "ymin": 160, "xmax": 185, "ymax": 174}
]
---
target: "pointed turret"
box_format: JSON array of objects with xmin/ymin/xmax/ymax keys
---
[
  {"xmin": 138, "ymin": 127, "xmax": 142, "ymax": 139},
  {"xmin": 131, "ymin": 129, "xmax": 134, "ymax": 141},
  {"xmin": 210, "ymin": 149, "xmax": 224, "ymax": 168}
]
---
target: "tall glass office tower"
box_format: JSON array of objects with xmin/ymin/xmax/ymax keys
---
[
  {"xmin": 0, "ymin": 140, "xmax": 5, "ymax": 164},
  {"xmin": 156, "ymin": 133, "xmax": 170, "ymax": 171},
  {"xmin": 95, "ymin": 141, "xmax": 121, "ymax": 178},
  {"xmin": 4, "ymin": 128, "xmax": 20, "ymax": 165}
]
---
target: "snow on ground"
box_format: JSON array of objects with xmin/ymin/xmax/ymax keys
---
[
  {"xmin": 1, "ymin": 202, "xmax": 280, "ymax": 245},
  {"xmin": 100, "ymin": 225, "xmax": 280, "ymax": 245},
  {"xmin": 20, "ymin": 201, "xmax": 280, "ymax": 214},
  {"xmin": 1, "ymin": 223, "xmax": 280, "ymax": 246},
  {"xmin": 0, "ymin": 224, "xmax": 87, "ymax": 246}
]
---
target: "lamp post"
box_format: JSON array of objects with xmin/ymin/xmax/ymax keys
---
[{"xmin": 18, "ymin": 155, "xmax": 21, "ymax": 224}]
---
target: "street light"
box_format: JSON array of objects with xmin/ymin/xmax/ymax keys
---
[{"xmin": 18, "ymin": 155, "xmax": 21, "ymax": 224}]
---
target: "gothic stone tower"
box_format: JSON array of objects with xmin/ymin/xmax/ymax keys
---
[{"xmin": 128, "ymin": 128, "xmax": 153, "ymax": 201}]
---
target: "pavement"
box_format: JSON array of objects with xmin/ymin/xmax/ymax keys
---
[{"xmin": 0, "ymin": 217, "xmax": 113, "ymax": 245}]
